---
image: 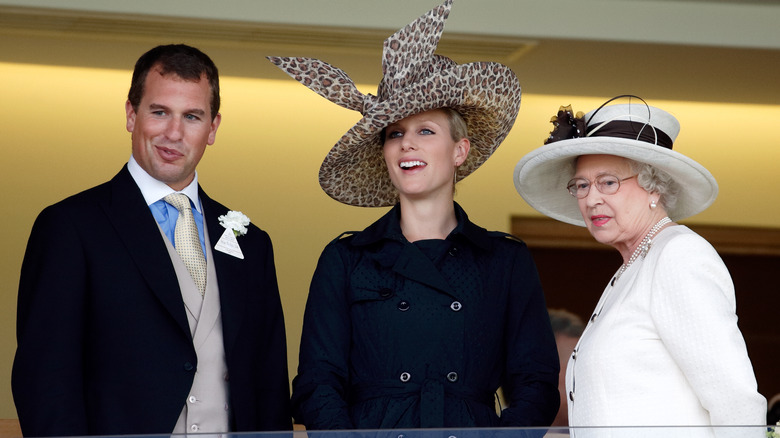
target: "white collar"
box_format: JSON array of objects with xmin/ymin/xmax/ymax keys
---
[{"xmin": 127, "ymin": 155, "xmax": 202, "ymax": 213}]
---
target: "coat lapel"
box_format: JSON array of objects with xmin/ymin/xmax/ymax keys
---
[
  {"xmin": 200, "ymin": 189, "xmax": 246, "ymax": 355},
  {"xmin": 353, "ymin": 204, "xmax": 456, "ymax": 295},
  {"xmin": 392, "ymin": 242, "xmax": 455, "ymax": 295},
  {"xmin": 101, "ymin": 166, "xmax": 191, "ymax": 338}
]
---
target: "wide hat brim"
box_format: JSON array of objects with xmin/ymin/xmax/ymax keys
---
[
  {"xmin": 268, "ymin": 0, "xmax": 522, "ymax": 207},
  {"xmin": 320, "ymin": 61, "xmax": 521, "ymax": 207},
  {"xmin": 513, "ymin": 137, "xmax": 719, "ymax": 226}
]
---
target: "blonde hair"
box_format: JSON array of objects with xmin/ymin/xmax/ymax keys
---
[{"xmin": 441, "ymin": 107, "xmax": 469, "ymax": 142}]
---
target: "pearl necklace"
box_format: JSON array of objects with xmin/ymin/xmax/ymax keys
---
[{"xmin": 614, "ymin": 216, "xmax": 672, "ymax": 282}]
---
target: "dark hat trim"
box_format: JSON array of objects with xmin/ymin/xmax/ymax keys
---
[{"xmin": 587, "ymin": 120, "xmax": 674, "ymax": 150}]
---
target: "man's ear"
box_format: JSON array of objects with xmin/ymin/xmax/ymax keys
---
[{"xmin": 125, "ymin": 100, "xmax": 136, "ymax": 133}]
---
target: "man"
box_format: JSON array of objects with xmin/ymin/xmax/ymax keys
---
[
  {"xmin": 12, "ymin": 44, "xmax": 292, "ymax": 436},
  {"xmin": 548, "ymin": 308, "xmax": 584, "ymax": 428}
]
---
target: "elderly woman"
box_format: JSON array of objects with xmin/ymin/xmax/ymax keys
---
[
  {"xmin": 268, "ymin": 0, "xmax": 559, "ymax": 430},
  {"xmin": 514, "ymin": 97, "xmax": 766, "ymax": 433}
]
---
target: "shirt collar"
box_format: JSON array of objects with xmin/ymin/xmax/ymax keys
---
[{"xmin": 127, "ymin": 155, "xmax": 202, "ymax": 213}]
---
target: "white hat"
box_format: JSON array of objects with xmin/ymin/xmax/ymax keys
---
[{"xmin": 513, "ymin": 98, "xmax": 718, "ymax": 226}]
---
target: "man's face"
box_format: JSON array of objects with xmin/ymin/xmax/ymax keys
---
[{"xmin": 125, "ymin": 67, "xmax": 220, "ymax": 191}]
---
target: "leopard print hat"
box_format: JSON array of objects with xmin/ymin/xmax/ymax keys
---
[{"xmin": 268, "ymin": 0, "xmax": 522, "ymax": 207}]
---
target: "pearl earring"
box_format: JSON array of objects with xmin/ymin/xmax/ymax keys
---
[{"xmin": 650, "ymin": 200, "xmax": 657, "ymax": 209}]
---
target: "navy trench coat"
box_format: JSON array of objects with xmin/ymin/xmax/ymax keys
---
[{"xmin": 292, "ymin": 203, "xmax": 559, "ymax": 429}]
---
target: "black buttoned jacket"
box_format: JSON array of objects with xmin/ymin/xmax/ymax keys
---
[{"xmin": 291, "ymin": 202, "xmax": 559, "ymax": 429}]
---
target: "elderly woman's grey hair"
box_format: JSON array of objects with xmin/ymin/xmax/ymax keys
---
[{"xmin": 629, "ymin": 159, "xmax": 680, "ymax": 213}]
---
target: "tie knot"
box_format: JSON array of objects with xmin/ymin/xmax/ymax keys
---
[{"xmin": 164, "ymin": 193, "xmax": 192, "ymax": 212}]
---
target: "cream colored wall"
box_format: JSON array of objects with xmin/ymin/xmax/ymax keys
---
[{"xmin": 1, "ymin": 61, "xmax": 779, "ymax": 419}]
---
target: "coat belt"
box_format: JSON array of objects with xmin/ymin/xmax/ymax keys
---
[{"xmin": 350, "ymin": 379, "xmax": 494, "ymax": 428}]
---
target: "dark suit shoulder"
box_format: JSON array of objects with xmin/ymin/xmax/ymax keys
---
[
  {"xmin": 486, "ymin": 230, "xmax": 527, "ymax": 246},
  {"xmin": 471, "ymin": 231, "xmax": 532, "ymax": 266},
  {"xmin": 49, "ymin": 178, "xmax": 112, "ymax": 207},
  {"xmin": 332, "ymin": 231, "xmax": 358, "ymax": 243},
  {"xmin": 40, "ymin": 166, "xmax": 141, "ymax": 214},
  {"xmin": 314, "ymin": 232, "xmax": 360, "ymax": 264},
  {"xmin": 30, "ymin": 181, "xmax": 115, "ymax": 235}
]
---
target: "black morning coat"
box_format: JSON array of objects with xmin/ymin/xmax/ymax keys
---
[
  {"xmin": 12, "ymin": 166, "xmax": 292, "ymax": 436},
  {"xmin": 292, "ymin": 202, "xmax": 560, "ymax": 429}
]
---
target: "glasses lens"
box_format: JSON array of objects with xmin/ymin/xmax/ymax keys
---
[
  {"xmin": 567, "ymin": 178, "xmax": 590, "ymax": 198},
  {"xmin": 597, "ymin": 175, "xmax": 621, "ymax": 195}
]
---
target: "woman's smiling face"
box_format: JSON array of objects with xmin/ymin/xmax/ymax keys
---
[{"xmin": 382, "ymin": 108, "xmax": 469, "ymax": 203}]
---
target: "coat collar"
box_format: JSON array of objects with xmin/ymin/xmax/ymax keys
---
[
  {"xmin": 349, "ymin": 201, "xmax": 493, "ymax": 252},
  {"xmin": 347, "ymin": 202, "xmax": 493, "ymax": 297},
  {"xmin": 104, "ymin": 166, "xmax": 191, "ymax": 338},
  {"xmin": 102, "ymin": 166, "xmax": 246, "ymax": 351},
  {"xmin": 199, "ymin": 188, "xmax": 246, "ymax": 356}
]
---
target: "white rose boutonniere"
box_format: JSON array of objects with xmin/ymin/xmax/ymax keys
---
[
  {"xmin": 218, "ymin": 210, "xmax": 251, "ymax": 237},
  {"xmin": 215, "ymin": 210, "xmax": 251, "ymax": 260}
]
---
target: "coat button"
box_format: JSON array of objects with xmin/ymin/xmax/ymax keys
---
[
  {"xmin": 569, "ymin": 391, "xmax": 575, "ymax": 401},
  {"xmin": 398, "ymin": 300, "xmax": 410, "ymax": 311},
  {"xmin": 400, "ymin": 372, "xmax": 411, "ymax": 382},
  {"xmin": 446, "ymin": 372, "xmax": 458, "ymax": 382},
  {"xmin": 590, "ymin": 313, "xmax": 597, "ymax": 322},
  {"xmin": 183, "ymin": 362, "xmax": 195, "ymax": 371},
  {"xmin": 450, "ymin": 301, "xmax": 462, "ymax": 311},
  {"xmin": 379, "ymin": 288, "xmax": 393, "ymax": 298},
  {"xmin": 448, "ymin": 246, "xmax": 458, "ymax": 256}
]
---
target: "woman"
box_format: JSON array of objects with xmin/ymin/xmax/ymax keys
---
[
  {"xmin": 268, "ymin": 0, "xmax": 559, "ymax": 430},
  {"xmin": 513, "ymin": 97, "xmax": 766, "ymax": 432}
]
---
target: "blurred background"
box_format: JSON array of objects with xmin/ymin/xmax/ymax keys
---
[{"xmin": 1, "ymin": 0, "xmax": 779, "ymax": 420}]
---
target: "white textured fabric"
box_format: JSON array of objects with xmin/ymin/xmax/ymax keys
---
[
  {"xmin": 165, "ymin": 193, "xmax": 207, "ymax": 295},
  {"xmin": 566, "ymin": 225, "xmax": 766, "ymax": 434}
]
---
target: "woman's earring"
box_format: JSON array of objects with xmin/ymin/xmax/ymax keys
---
[{"xmin": 650, "ymin": 200, "xmax": 657, "ymax": 209}]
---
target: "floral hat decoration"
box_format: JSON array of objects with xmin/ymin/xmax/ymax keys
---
[
  {"xmin": 513, "ymin": 95, "xmax": 718, "ymax": 226},
  {"xmin": 268, "ymin": 0, "xmax": 522, "ymax": 207}
]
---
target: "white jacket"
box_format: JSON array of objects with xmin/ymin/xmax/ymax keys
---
[{"xmin": 566, "ymin": 225, "xmax": 766, "ymax": 433}]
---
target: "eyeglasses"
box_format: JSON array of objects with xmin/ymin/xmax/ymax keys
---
[{"xmin": 566, "ymin": 174, "xmax": 637, "ymax": 198}]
